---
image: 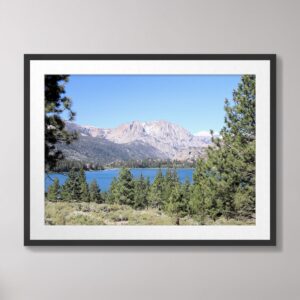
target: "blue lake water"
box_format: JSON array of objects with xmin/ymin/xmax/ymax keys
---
[{"xmin": 45, "ymin": 168, "xmax": 194, "ymax": 192}]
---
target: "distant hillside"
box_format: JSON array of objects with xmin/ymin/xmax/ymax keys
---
[
  {"xmin": 57, "ymin": 135, "xmax": 167, "ymax": 165},
  {"xmin": 59, "ymin": 120, "xmax": 215, "ymax": 164}
]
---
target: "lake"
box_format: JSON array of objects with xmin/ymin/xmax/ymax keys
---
[{"xmin": 45, "ymin": 168, "xmax": 194, "ymax": 192}]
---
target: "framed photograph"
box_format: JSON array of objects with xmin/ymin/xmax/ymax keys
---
[{"xmin": 24, "ymin": 54, "xmax": 276, "ymax": 246}]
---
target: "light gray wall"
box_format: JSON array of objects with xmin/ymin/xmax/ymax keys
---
[{"xmin": 0, "ymin": 0, "xmax": 298, "ymax": 299}]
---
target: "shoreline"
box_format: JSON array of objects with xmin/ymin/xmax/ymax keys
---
[{"xmin": 48, "ymin": 167, "xmax": 196, "ymax": 174}]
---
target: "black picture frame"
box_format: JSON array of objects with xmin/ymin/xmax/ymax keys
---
[{"xmin": 24, "ymin": 54, "xmax": 276, "ymax": 246}]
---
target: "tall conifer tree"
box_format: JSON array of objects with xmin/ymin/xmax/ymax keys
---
[
  {"xmin": 61, "ymin": 168, "xmax": 81, "ymax": 201},
  {"xmin": 193, "ymin": 75, "xmax": 256, "ymax": 220},
  {"xmin": 89, "ymin": 179, "xmax": 102, "ymax": 203},
  {"xmin": 78, "ymin": 168, "xmax": 90, "ymax": 202},
  {"xmin": 165, "ymin": 182, "xmax": 187, "ymax": 225},
  {"xmin": 47, "ymin": 178, "xmax": 60, "ymax": 201},
  {"xmin": 45, "ymin": 75, "xmax": 77, "ymax": 172},
  {"xmin": 133, "ymin": 174, "xmax": 149, "ymax": 209},
  {"xmin": 148, "ymin": 169, "xmax": 164, "ymax": 209},
  {"xmin": 116, "ymin": 168, "xmax": 135, "ymax": 206},
  {"xmin": 107, "ymin": 177, "xmax": 119, "ymax": 204}
]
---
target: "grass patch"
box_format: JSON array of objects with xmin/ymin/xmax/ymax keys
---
[{"xmin": 45, "ymin": 201, "xmax": 255, "ymax": 226}]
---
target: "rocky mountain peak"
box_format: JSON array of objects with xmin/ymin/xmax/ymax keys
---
[{"xmin": 65, "ymin": 120, "xmax": 214, "ymax": 161}]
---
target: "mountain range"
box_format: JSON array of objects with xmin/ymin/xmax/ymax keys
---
[{"xmin": 59, "ymin": 120, "xmax": 215, "ymax": 165}]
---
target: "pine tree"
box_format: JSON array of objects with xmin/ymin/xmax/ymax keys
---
[
  {"xmin": 116, "ymin": 167, "xmax": 135, "ymax": 206},
  {"xmin": 165, "ymin": 183, "xmax": 186, "ymax": 225},
  {"xmin": 148, "ymin": 169, "xmax": 164, "ymax": 209},
  {"xmin": 192, "ymin": 75, "xmax": 256, "ymax": 221},
  {"xmin": 45, "ymin": 75, "xmax": 77, "ymax": 172},
  {"xmin": 61, "ymin": 168, "xmax": 81, "ymax": 201},
  {"xmin": 217, "ymin": 75, "xmax": 255, "ymax": 219},
  {"xmin": 107, "ymin": 177, "xmax": 119, "ymax": 204},
  {"xmin": 181, "ymin": 177, "xmax": 191, "ymax": 214},
  {"xmin": 162, "ymin": 169, "xmax": 173, "ymax": 204},
  {"xmin": 89, "ymin": 180, "xmax": 102, "ymax": 203},
  {"xmin": 78, "ymin": 168, "xmax": 90, "ymax": 202},
  {"xmin": 145, "ymin": 177, "xmax": 151, "ymax": 208},
  {"xmin": 133, "ymin": 174, "xmax": 149, "ymax": 209},
  {"xmin": 191, "ymin": 158, "xmax": 217, "ymax": 221},
  {"xmin": 189, "ymin": 160, "xmax": 205, "ymax": 222},
  {"xmin": 47, "ymin": 178, "xmax": 60, "ymax": 201}
]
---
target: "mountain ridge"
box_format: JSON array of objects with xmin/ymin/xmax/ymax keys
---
[{"xmin": 62, "ymin": 120, "xmax": 214, "ymax": 164}]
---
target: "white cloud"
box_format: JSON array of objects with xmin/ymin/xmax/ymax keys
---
[{"xmin": 194, "ymin": 130, "xmax": 219, "ymax": 137}]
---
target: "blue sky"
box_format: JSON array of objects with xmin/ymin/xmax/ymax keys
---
[{"xmin": 64, "ymin": 74, "xmax": 241, "ymax": 134}]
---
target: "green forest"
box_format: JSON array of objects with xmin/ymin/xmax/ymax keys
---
[
  {"xmin": 51, "ymin": 158, "xmax": 196, "ymax": 172},
  {"xmin": 45, "ymin": 75, "xmax": 256, "ymax": 226}
]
